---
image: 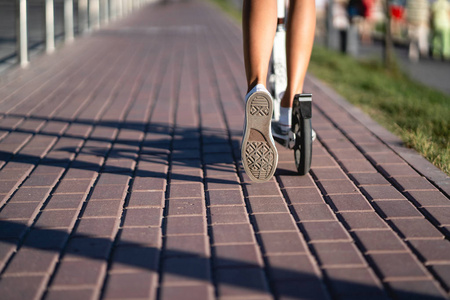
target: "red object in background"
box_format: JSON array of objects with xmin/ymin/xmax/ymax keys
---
[
  {"xmin": 390, "ymin": 5, "xmax": 405, "ymax": 21},
  {"xmin": 362, "ymin": 0, "xmax": 374, "ymax": 18}
]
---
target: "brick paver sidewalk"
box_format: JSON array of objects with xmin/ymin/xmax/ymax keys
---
[{"xmin": 0, "ymin": 1, "xmax": 449, "ymax": 299}]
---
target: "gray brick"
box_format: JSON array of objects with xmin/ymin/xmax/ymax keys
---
[
  {"xmin": 292, "ymin": 203, "xmax": 336, "ymax": 221},
  {"xmin": 207, "ymin": 189, "xmax": 244, "ymax": 206},
  {"xmin": 52, "ymin": 259, "xmax": 106, "ymax": 286},
  {"xmin": 216, "ymin": 267, "xmax": 270, "ymax": 298},
  {"xmin": 389, "ymin": 218, "xmax": 444, "ymax": 239},
  {"xmin": 328, "ymin": 193, "xmax": 373, "ymax": 212},
  {"xmin": 369, "ymin": 253, "xmax": 429, "ymax": 279},
  {"xmin": 339, "ymin": 211, "xmax": 389, "ymax": 230},
  {"xmin": 392, "ymin": 176, "xmax": 436, "ymax": 192},
  {"xmin": 325, "ymin": 268, "xmax": 385, "ymax": 298},
  {"xmin": 103, "ymin": 271, "xmax": 157, "ymax": 299},
  {"xmin": 162, "ymin": 257, "xmax": 210, "ymax": 285},
  {"xmin": 132, "ymin": 177, "xmax": 166, "ymax": 191},
  {"xmin": 274, "ymin": 280, "xmax": 329, "ymax": 300},
  {"xmin": 165, "ymin": 235, "xmax": 209, "ymax": 258},
  {"xmin": 284, "ymin": 187, "xmax": 324, "ymax": 204},
  {"xmin": 319, "ymin": 180, "xmax": 359, "ymax": 195},
  {"xmin": 209, "ymin": 205, "xmax": 248, "ymax": 224},
  {"xmin": 9, "ymin": 187, "xmax": 52, "ymax": 203},
  {"xmin": 119, "ymin": 227, "xmax": 161, "ymax": 247},
  {"xmin": 123, "ymin": 208, "xmax": 161, "ymax": 227},
  {"xmin": 373, "ymin": 200, "xmax": 422, "ymax": 218},
  {"xmin": 314, "ymin": 242, "xmax": 367, "ymax": 267},
  {"xmin": 160, "ymin": 285, "xmax": 214, "ymax": 300},
  {"xmin": 354, "ymin": 230, "xmax": 408, "ymax": 253},
  {"xmin": 259, "ymin": 232, "xmax": 307, "ymax": 254},
  {"xmin": 46, "ymin": 289, "xmax": 97, "ymax": 300},
  {"xmin": 387, "ymin": 280, "xmax": 447, "ymax": 300},
  {"xmin": 405, "ymin": 190, "xmax": 450, "ymax": 207},
  {"xmin": 90, "ymin": 184, "xmax": 128, "ymax": 200},
  {"xmin": 267, "ymin": 254, "xmax": 319, "ymax": 281},
  {"xmin": 245, "ymin": 181, "xmax": 282, "ymax": 197},
  {"xmin": 75, "ymin": 218, "xmax": 119, "ymax": 238},
  {"xmin": 169, "ymin": 183, "xmax": 203, "ymax": 198},
  {"xmin": 422, "ymin": 206, "xmax": 450, "ymax": 226},
  {"xmin": 214, "ymin": 244, "xmax": 263, "ymax": 268},
  {"xmin": 4, "ymin": 248, "xmax": 58, "ymax": 275},
  {"xmin": 252, "ymin": 213, "xmax": 297, "ymax": 232},
  {"xmin": 301, "ymin": 221, "xmax": 351, "ymax": 242},
  {"xmin": 167, "ymin": 198, "xmax": 204, "ymax": 216},
  {"xmin": 247, "ymin": 196, "xmax": 289, "ymax": 213},
  {"xmin": 409, "ymin": 239, "xmax": 450, "ymax": 263},
  {"xmin": 0, "ymin": 202, "xmax": 41, "ymax": 220},
  {"xmin": 65, "ymin": 237, "xmax": 112, "ymax": 261},
  {"xmin": 212, "ymin": 223, "xmax": 255, "ymax": 245},
  {"xmin": 360, "ymin": 185, "xmax": 404, "ymax": 200},
  {"xmin": 44, "ymin": 194, "xmax": 86, "ymax": 210},
  {"xmin": 111, "ymin": 246, "xmax": 159, "ymax": 273},
  {"xmin": 35, "ymin": 209, "xmax": 79, "ymax": 229},
  {"xmin": 83, "ymin": 200, "xmax": 123, "ymax": 218},
  {"xmin": 127, "ymin": 191, "xmax": 164, "ymax": 208},
  {"xmin": 0, "ymin": 275, "xmax": 47, "ymax": 300},
  {"xmin": 166, "ymin": 216, "xmax": 206, "ymax": 235}
]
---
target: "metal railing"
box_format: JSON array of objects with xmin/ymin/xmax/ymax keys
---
[{"xmin": 16, "ymin": 0, "xmax": 151, "ymax": 67}]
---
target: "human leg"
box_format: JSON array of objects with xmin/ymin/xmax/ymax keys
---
[
  {"xmin": 280, "ymin": 0, "xmax": 316, "ymax": 108},
  {"xmin": 242, "ymin": 0, "xmax": 277, "ymax": 92}
]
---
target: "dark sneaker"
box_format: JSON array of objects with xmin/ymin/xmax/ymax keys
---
[{"xmin": 241, "ymin": 85, "xmax": 278, "ymax": 182}]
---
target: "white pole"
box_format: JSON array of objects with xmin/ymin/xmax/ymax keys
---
[
  {"xmin": 101, "ymin": 0, "xmax": 109, "ymax": 24},
  {"xmin": 17, "ymin": 0, "xmax": 28, "ymax": 67},
  {"xmin": 90, "ymin": 0, "xmax": 100, "ymax": 29},
  {"xmin": 45, "ymin": 0, "xmax": 55, "ymax": 53},
  {"xmin": 78, "ymin": 0, "xmax": 88, "ymax": 33},
  {"xmin": 64, "ymin": 0, "xmax": 74, "ymax": 43}
]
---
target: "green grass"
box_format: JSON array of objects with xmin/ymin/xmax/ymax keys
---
[
  {"xmin": 207, "ymin": 0, "xmax": 450, "ymax": 175},
  {"xmin": 308, "ymin": 46, "xmax": 450, "ymax": 175}
]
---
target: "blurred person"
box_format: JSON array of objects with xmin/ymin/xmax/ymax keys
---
[
  {"xmin": 405, "ymin": 0, "xmax": 430, "ymax": 61},
  {"xmin": 241, "ymin": 0, "xmax": 315, "ymax": 182},
  {"xmin": 333, "ymin": 0, "xmax": 350, "ymax": 52},
  {"xmin": 431, "ymin": 0, "xmax": 450, "ymax": 59},
  {"xmin": 361, "ymin": 0, "xmax": 374, "ymax": 44}
]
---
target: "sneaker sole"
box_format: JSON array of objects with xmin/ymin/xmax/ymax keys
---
[{"xmin": 241, "ymin": 91, "xmax": 278, "ymax": 182}]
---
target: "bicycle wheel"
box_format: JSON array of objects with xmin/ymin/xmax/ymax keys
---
[{"xmin": 292, "ymin": 104, "xmax": 312, "ymax": 175}]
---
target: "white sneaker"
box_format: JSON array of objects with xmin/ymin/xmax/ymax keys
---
[{"xmin": 241, "ymin": 84, "xmax": 278, "ymax": 182}]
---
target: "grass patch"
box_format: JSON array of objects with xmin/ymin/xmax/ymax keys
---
[
  {"xmin": 207, "ymin": 0, "xmax": 450, "ymax": 175},
  {"xmin": 308, "ymin": 46, "xmax": 450, "ymax": 175}
]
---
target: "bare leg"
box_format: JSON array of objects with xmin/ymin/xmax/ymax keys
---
[
  {"xmin": 280, "ymin": 0, "xmax": 316, "ymax": 107},
  {"xmin": 243, "ymin": 0, "xmax": 277, "ymax": 93}
]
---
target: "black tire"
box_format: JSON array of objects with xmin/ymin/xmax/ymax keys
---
[{"xmin": 292, "ymin": 111, "xmax": 312, "ymax": 175}]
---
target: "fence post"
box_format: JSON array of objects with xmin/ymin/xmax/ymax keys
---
[
  {"xmin": 64, "ymin": 0, "xmax": 74, "ymax": 42},
  {"xmin": 90, "ymin": 0, "xmax": 100, "ymax": 29},
  {"xmin": 17, "ymin": 0, "xmax": 28, "ymax": 67},
  {"xmin": 45, "ymin": 0, "xmax": 55, "ymax": 53}
]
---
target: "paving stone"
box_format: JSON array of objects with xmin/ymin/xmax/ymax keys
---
[
  {"xmin": 96, "ymin": 173, "xmax": 131, "ymax": 185},
  {"xmin": 325, "ymin": 268, "xmax": 386, "ymax": 298},
  {"xmin": 75, "ymin": 218, "xmax": 119, "ymax": 238},
  {"xmin": 22, "ymin": 174, "xmax": 60, "ymax": 187},
  {"xmin": 169, "ymin": 183, "xmax": 203, "ymax": 198},
  {"xmin": 327, "ymin": 193, "xmax": 373, "ymax": 212},
  {"xmin": 430, "ymin": 264, "xmax": 450, "ymax": 289},
  {"xmin": 278, "ymin": 174, "xmax": 316, "ymax": 188},
  {"xmin": 103, "ymin": 271, "xmax": 157, "ymax": 299},
  {"xmin": 258, "ymin": 232, "xmax": 307, "ymax": 254},
  {"xmin": 53, "ymin": 179, "xmax": 93, "ymax": 194},
  {"xmin": 8, "ymin": 187, "xmax": 52, "ymax": 203},
  {"xmin": 312, "ymin": 168, "xmax": 348, "ymax": 181},
  {"xmin": 252, "ymin": 213, "xmax": 297, "ymax": 232},
  {"xmin": 339, "ymin": 212, "xmax": 389, "ymax": 230},
  {"xmin": 378, "ymin": 163, "xmax": 420, "ymax": 178},
  {"xmin": 207, "ymin": 189, "xmax": 244, "ymax": 206},
  {"xmin": 23, "ymin": 228, "xmax": 68, "ymax": 250},
  {"xmin": 52, "ymin": 259, "xmax": 106, "ymax": 286},
  {"xmin": 284, "ymin": 187, "xmax": 324, "ymax": 204},
  {"xmin": 162, "ymin": 257, "xmax": 210, "ymax": 285},
  {"xmin": 392, "ymin": 176, "xmax": 437, "ymax": 192},
  {"xmin": 166, "ymin": 216, "xmax": 206, "ymax": 235},
  {"xmin": 127, "ymin": 191, "xmax": 164, "ymax": 208},
  {"xmin": 318, "ymin": 180, "xmax": 359, "ymax": 195},
  {"xmin": 44, "ymin": 193, "xmax": 86, "ymax": 210},
  {"xmin": 0, "ymin": 242, "xmax": 16, "ymax": 270},
  {"xmin": 360, "ymin": 185, "xmax": 405, "ymax": 200},
  {"xmin": 248, "ymin": 196, "xmax": 289, "ymax": 213},
  {"xmin": 214, "ymin": 244, "xmax": 263, "ymax": 268},
  {"xmin": 0, "ymin": 275, "xmax": 47, "ymax": 300},
  {"xmin": 123, "ymin": 207, "xmax": 161, "ymax": 227},
  {"xmin": 311, "ymin": 155, "xmax": 338, "ymax": 168},
  {"xmin": 170, "ymin": 170, "xmax": 203, "ymax": 184},
  {"xmin": 408, "ymin": 239, "xmax": 450, "ymax": 263},
  {"xmin": 212, "ymin": 223, "xmax": 255, "ymax": 245},
  {"xmin": 206, "ymin": 177, "xmax": 241, "ymax": 190},
  {"xmin": 111, "ymin": 246, "xmax": 160, "ymax": 273},
  {"xmin": 4, "ymin": 247, "xmax": 58, "ymax": 275},
  {"xmin": 313, "ymin": 242, "xmax": 367, "ymax": 267},
  {"xmin": 83, "ymin": 200, "xmax": 123, "ymax": 218},
  {"xmin": 244, "ymin": 181, "xmax": 282, "ymax": 197},
  {"xmin": 404, "ymin": 190, "xmax": 450, "ymax": 207},
  {"xmin": 274, "ymin": 280, "xmax": 329, "ymax": 300},
  {"xmin": 119, "ymin": 227, "xmax": 161, "ymax": 248},
  {"xmin": 167, "ymin": 198, "xmax": 204, "ymax": 216},
  {"xmin": 349, "ymin": 172, "xmax": 388, "ymax": 186},
  {"xmin": 373, "ymin": 200, "xmax": 422, "ymax": 219},
  {"xmin": 132, "ymin": 177, "xmax": 166, "ymax": 191},
  {"xmin": 387, "ymin": 280, "xmax": 447, "ymax": 300},
  {"xmin": 301, "ymin": 221, "xmax": 351, "ymax": 242},
  {"xmin": 65, "ymin": 237, "xmax": 112, "ymax": 261},
  {"xmin": 354, "ymin": 230, "xmax": 408, "ymax": 253},
  {"xmin": 89, "ymin": 184, "xmax": 128, "ymax": 200},
  {"xmin": 266, "ymin": 254, "xmax": 319, "ymax": 281},
  {"xmin": 209, "ymin": 205, "xmax": 249, "ymax": 224},
  {"xmin": 64, "ymin": 169, "xmax": 97, "ymax": 180},
  {"xmin": 216, "ymin": 267, "xmax": 270, "ymax": 298},
  {"xmin": 368, "ymin": 253, "xmax": 429, "ymax": 279},
  {"xmin": 0, "ymin": 202, "xmax": 41, "ymax": 220},
  {"xmin": 35, "ymin": 209, "xmax": 79, "ymax": 230},
  {"xmin": 340, "ymin": 159, "xmax": 376, "ymax": 173},
  {"xmin": 367, "ymin": 153, "xmax": 406, "ymax": 165},
  {"xmin": 160, "ymin": 284, "xmax": 214, "ymax": 300},
  {"xmin": 389, "ymin": 218, "xmax": 444, "ymax": 239},
  {"xmin": 292, "ymin": 203, "xmax": 336, "ymax": 221},
  {"xmin": 421, "ymin": 207, "xmax": 450, "ymax": 226},
  {"xmin": 46, "ymin": 289, "xmax": 97, "ymax": 300},
  {"xmin": 165, "ymin": 235, "xmax": 209, "ymax": 258}
]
